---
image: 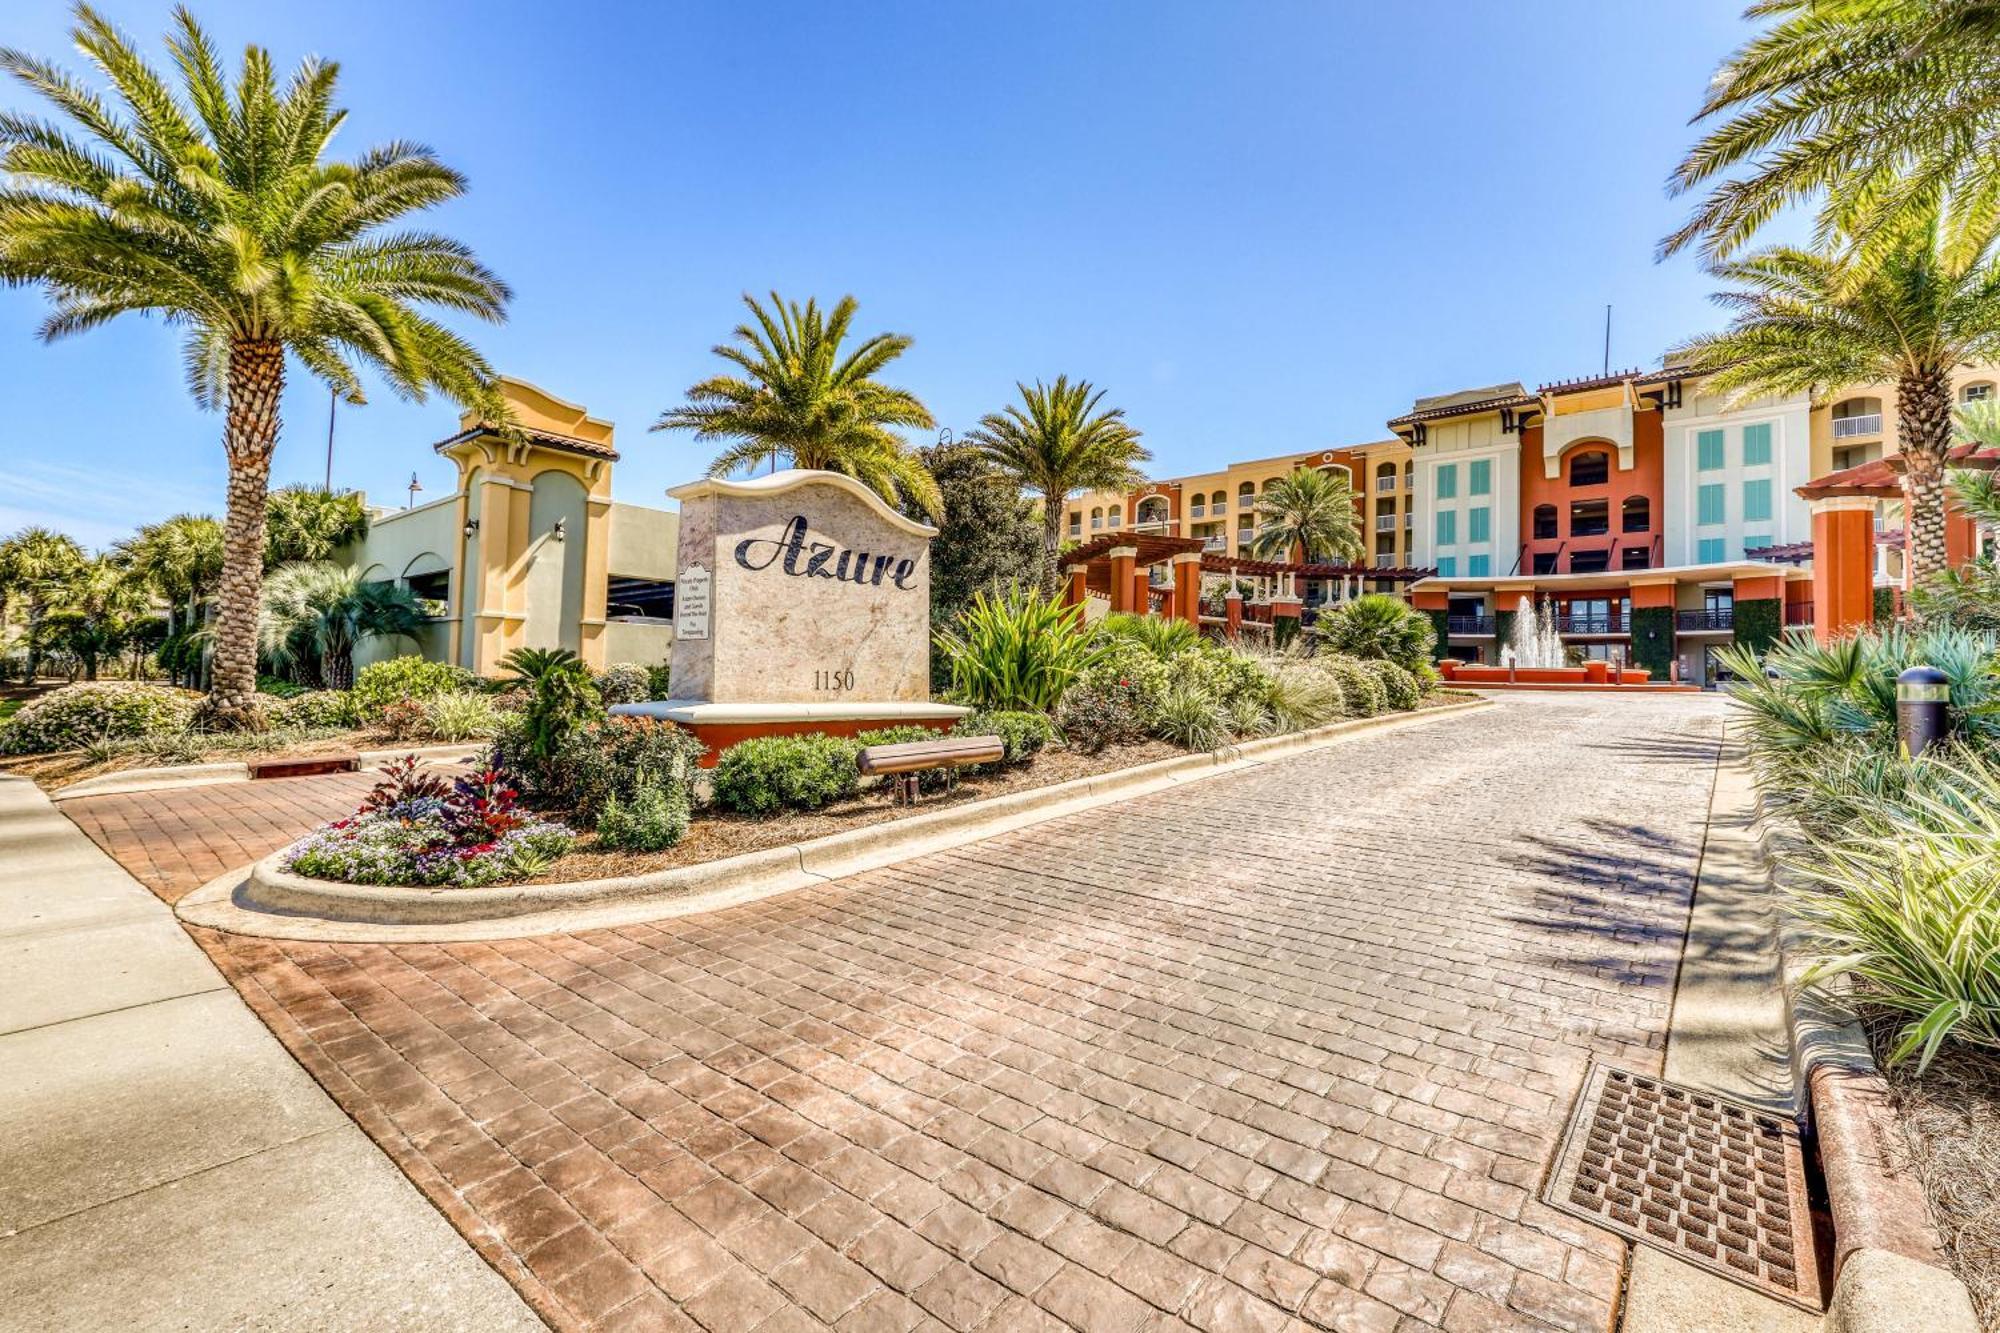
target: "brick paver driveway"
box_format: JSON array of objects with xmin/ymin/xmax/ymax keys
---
[{"xmin": 78, "ymin": 693, "xmax": 1727, "ymax": 1332}]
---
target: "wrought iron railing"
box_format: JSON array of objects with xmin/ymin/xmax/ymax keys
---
[
  {"xmin": 1447, "ymin": 615, "xmax": 1496, "ymax": 635},
  {"xmin": 1555, "ymin": 614, "xmax": 1628, "ymax": 635},
  {"xmin": 1677, "ymin": 608, "xmax": 1735, "ymax": 631}
]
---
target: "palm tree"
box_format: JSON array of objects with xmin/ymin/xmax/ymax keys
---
[
  {"xmin": 118, "ymin": 513, "xmax": 224, "ymax": 684},
  {"xmin": 1249, "ymin": 467, "xmax": 1364, "ymax": 563},
  {"xmin": 42, "ymin": 553, "xmax": 144, "ymax": 679},
  {"xmin": 965, "ymin": 376, "xmax": 1149, "ymax": 594},
  {"xmin": 0, "ymin": 6, "xmax": 510, "ymax": 726},
  {"xmin": 258, "ymin": 562, "xmax": 424, "ymax": 690},
  {"xmin": 1677, "ymin": 212, "xmax": 2000, "ymax": 582},
  {"xmin": 655, "ymin": 292, "xmax": 941, "ymax": 517},
  {"xmin": 1665, "ymin": 1, "xmax": 2000, "ymax": 265},
  {"xmin": 0, "ymin": 527, "xmax": 84, "ymax": 681},
  {"xmin": 264, "ymin": 486, "xmax": 370, "ymax": 567}
]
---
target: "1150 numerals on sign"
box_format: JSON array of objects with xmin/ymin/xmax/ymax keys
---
[{"xmin": 813, "ymin": 668, "xmax": 855, "ymax": 691}]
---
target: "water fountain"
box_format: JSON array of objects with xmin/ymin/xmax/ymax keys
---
[{"xmin": 1508, "ymin": 595, "xmax": 1567, "ymax": 669}]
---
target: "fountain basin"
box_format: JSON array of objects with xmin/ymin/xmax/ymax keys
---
[{"xmin": 1438, "ymin": 660, "xmax": 1654, "ymax": 687}]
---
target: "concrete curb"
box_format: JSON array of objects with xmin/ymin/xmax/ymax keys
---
[
  {"xmin": 50, "ymin": 742, "xmax": 485, "ymax": 801},
  {"xmin": 176, "ymin": 698, "xmax": 1492, "ymax": 944},
  {"xmin": 1767, "ymin": 815, "xmax": 1981, "ymax": 1331}
]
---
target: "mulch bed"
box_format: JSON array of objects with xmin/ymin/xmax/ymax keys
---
[
  {"xmin": 517, "ymin": 738, "xmax": 1185, "ymax": 883},
  {"xmin": 1865, "ymin": 1012, "xmax": 2000, "ymax": 1328}
]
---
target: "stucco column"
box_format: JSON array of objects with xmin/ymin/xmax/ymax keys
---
[
  {"xmin": 1172, "ymin": 552, "xmax": 1201, "ymax": 623},
  {"xmin": 579, "ymin": 493, "xmax": 613, "ymax": 670},
  {"xmin": 1132, "ymin": 566, "xmax": 1152, "ymax": 616},
  {"xmin": 1811, "ymin": 496, "xmax": 1877, "ymax": 643},
  {"xmin": 1945, "ymin": 494, "xmax": 1981, "ymax": 574},
  {"xmin": 1064, "ymin": 564, "xmax": 1088, "ymax": 609},
  {"xmin": 1108, "ymin": 546, "xmax": 1137, "ymax": 614},
  {"xmin": 1224, "ymin": 590, "xmax": 1242, "ymax": 641}
]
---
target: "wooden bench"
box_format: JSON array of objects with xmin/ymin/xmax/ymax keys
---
[
  {"xmin": 856, "ymin": 735, "xmax": 1004, "ymax": 805},
  {"xmin": 247, "ymin": 752, "xmax": 360, "ymax": 781}
]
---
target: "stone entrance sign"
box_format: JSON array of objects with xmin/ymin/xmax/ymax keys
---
[{"xmin": 666, "ymin": 471, "xmax": 935, "ymax": 704}]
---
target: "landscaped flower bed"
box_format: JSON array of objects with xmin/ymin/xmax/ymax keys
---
[{"xmin": 268, "ymin": 591, "xmax": 1457, "ymax": 893}]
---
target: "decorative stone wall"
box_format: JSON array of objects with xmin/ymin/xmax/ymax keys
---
[{"xmin": 666, "ymin": 471, "xmax": 937, "ymax": 705}]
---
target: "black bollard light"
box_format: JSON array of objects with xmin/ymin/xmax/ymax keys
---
[{"xmin": 1897, "ymin": 664, "xmax": 1951, "ymax": 758}]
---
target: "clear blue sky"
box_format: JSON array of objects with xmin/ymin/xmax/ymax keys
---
[{"xmin": 0, "ymin": 0, "xmax": 1768, "ymax": 550}]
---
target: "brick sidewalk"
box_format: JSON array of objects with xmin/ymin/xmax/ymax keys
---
[
  {"xmin": 96, "ymin": 695, "xmax": 1723, "ymax": 1330},
  {"xmin": 66, "ymin": 772, "xmax": 375, "ymax": 904}
]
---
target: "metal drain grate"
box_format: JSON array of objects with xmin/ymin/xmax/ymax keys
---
[{"xmin": 1543, "ymin": 1062, "xmax": 1822, "ymax": 1311}]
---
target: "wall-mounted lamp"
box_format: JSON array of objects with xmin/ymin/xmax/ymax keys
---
[
  {"xmin": 463, "ymin": 517, "xmax": 479, "ymax": 538},
  {"xmin": 552, "ymin": 517, "xmax": 567, "ymax": 542}
]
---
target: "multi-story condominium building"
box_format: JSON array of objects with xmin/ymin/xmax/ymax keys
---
[
  {"xmin": 1062, "ymin": 438, "xmax": 1417, "ymax": 575},
  {"xmin": 1391, "ymin": 361, "xmax": 2000, "ymax": 685}
]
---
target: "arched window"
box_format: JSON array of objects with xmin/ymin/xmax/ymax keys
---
[
  {"xmin": 1211, "ymin": 490, "xmax": 1226, "ymax": 511},
  {"xmin": 1376, "ymin": 461, "xmax": 1397, "ymax": 491},
  {"xmin": 1067, "ymin": 510, "xmax": 1081, "ymax": 537},
  {"xmin": 1237, "ymin": 481, "xmax": 1255, "ymax": 507},
  {"xmin": 1107, "ymin": 504, "xmax": 1122, "ymax": 527},
  {"xmin": 1136, "ymin": 496, "xmax": 1169, "ymax": 527},
  {"xmin": 1189, "ymin": 495, "xmax": 1205, "ymax": 517},
  {"xmin": 1533, "ymin": 504, "xmax": 1558, "ymax": 539},
  {"xmin": 1964, "ymin": 381, "xmax": 1995, "ymax": 404},
  {"xmin": 1621, "ymin": 496, "xmax": 1650, "ymax": 533},
  {"xmin": 1090, "ymin": 507, "xmax": 1103, "ymax": 530},
  {"xmin": 1569, "ymin": 449, "xmax": 1610, "ymax": 487}
]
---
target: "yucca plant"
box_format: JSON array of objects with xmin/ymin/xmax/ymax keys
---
[
  {"xmin": 1790, "ymin": 751, "xmax": 2000, "ymax": 1071},
  {"xmin": 1148, "ymin": 678, "xmax": 1229, "ymax": 752},
  {"xmin": 1095, "ymin": 611, "xmax": 1200, "ymax": 658},
  {"xmin": 934, "ymin": 587, "xmax": 1104, "ymax": 713}
]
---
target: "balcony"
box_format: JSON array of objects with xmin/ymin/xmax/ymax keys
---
[
  {"xmin": 1202, "ymin": 535, "xmax": 1227, "ymax": 553},
  {"xmin": 1375, "ymin": 514, "xmax": 1396, "ymax": 531},
  {"xmin": 1376, "ymin": 476, "xmax": 1396, "ymax": 492},
  {"xmin": 1555, "ymin": 614, "xmax": 1628, "ymax": 635},
  {"xmin": 1832, "ymin": 413, "xmax": 1883, "ymax": 439},
  {"xmin": 1447, "ymin": 615, "xmax": 1496, "ymax": 636},
  {"xmin": 1677, "ymin": 608, "xmax": 1735, "ymax": 632}
]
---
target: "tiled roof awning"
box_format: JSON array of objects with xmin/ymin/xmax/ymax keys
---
[
  {"xmin": 1794, "ymin": 444, "xmax": 2000, "ymax": 500},
  {"xmin": 433, "ymin": 424, "xmax": 620, "ymax": 462},
  {"xmin": 1202, "ymin": 554, "xmax": 1435, "ymax": 581}
]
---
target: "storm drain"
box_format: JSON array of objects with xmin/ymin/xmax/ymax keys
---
[{"xmin": 1542, "ymin": 1062, "xmax": 1822, "ymax": 1311}]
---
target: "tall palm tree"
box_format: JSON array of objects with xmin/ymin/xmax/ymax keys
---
[
  {"xmin": 1665, "ymin": 1, "xmax": 2000, "ymax": 265},
  {"xmin": 655, "ymin": 292, "xmax": 941, "ymax": 517},
  {"xmin": 0, "ymin": 527, "xmax": 84, "ymax": 680},
  {"xmin": 0, "ymin": 5, "xmax": 510, "ymax": 726},
  {"xmin": 1677, "ymin": 212, "xmax": 2000, "ymax": 582},
  {"xmin": 258, "ymin": 562, "xmax": 424, "ymax": 690},
  {"xmin": 118, "ymin": 513, "xmax": 224, "ymax": 685},
  {"xmin": 965, "ymin": 376, "xmax": 1150, "ymax": 594},
  {"xmin": 45, "ymin": 553, "xmax": 144, "ymax": 679},
  {"xmin": 264, "ymin": 486, "xmax": 370, "ymax": 567},
  {"xmin": 1249, "ymin": 467, "xmax": 1364, "ymax": 563}
]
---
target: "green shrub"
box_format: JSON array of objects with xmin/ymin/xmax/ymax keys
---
[
  {"xmin": 1224, "ymin": 694, "xmax": 1273, "ymax": 738},
  {"xmin": 266, "ymin": 689, "xmax": 357, "ymax": 730},
  {"xmin": 1324, "ymin": 656, "xmax": 1386, "ymax": 717},
  {"xmin": 855, "ymin": 724, "xmax": 950, "ymax": 791},
  {"xmin": 595, "ymin": 782, "xmax": 691, "ymax": 852},
  {"xmin": 1788, "ymin": 755, "xmax": 2000, "ymax": 1070},
  {"xmin": 1148, "ymin": 679, "xmax": 1228, "ymax": 751},
  {"xmin": 257, "ymin": 674, "xmax": 309, "ymax": 699},
  {"xmin": 1056, "ymin": 682, "xmax": 1145, "ymax": 754},
  {"xmin": 1183, "ymin": 645, "xmax": 1277, "ymax": 715},
  {"xmin": 1265, "ymin": 659, "xmax": 1345, "ymax": 731},
  {"xmin": 502, "ymin": 714, "xmax": 706, "ymax": 820},
  {"xmin": 1319, "ymin": 595, "xmax": 1438, "ymax": 673},
  {"xmin": 1368, "ymin": 660, "xmax": 1421, "ymax": 711},
  {"xmin": 595, "ymin": 662, "xmax": 652, "ymax": 706},
  {"xmin": 645, "ymin": 664, "xmax": 673, "ymax": 700},
  {"xmin": 936, "ymin": 587, "xmax": 1104, "ymax": 711},
  {"xmin": 379, "ymin": 696, "xmax": 429, "ymax": 741},
  {"xmin": 349, "ymin": 657, "xmax": 475, "ymax": 720},
  {"xmin": 711, "ymin": 733, "xmax": 861, "ymax": 815},
  {"xmin": 1076, "ymin": 640, "xmax": 1173, "ymax": 717},
  {"xmin": 0, "ymin": 682, "xmax": 199, "ymax": 754},
  {"xmin": 954, "ymin": 709, "xmax": 1056, "ymax": 765},
  {"xmin": 500, "ymin": 647, "xmax": 602, "ymax": 762},
  {"xmin": 422, "ymin": 690, "xmax": 501, "ymax": 742}
]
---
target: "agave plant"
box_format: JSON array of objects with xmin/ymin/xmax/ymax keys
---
[
  {"xmin": 934, "ymin": 587, "xmax": 1104, "ymax": 713},
  {"xmin": 1788, "ymin": 750, "xmax": 2000, "ymax": 1071}
]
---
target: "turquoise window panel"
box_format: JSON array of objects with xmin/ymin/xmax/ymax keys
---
[
  {"xmin": 1436, "ymin": 556, "xmax": 1456, "ymax": 576},
  {"xmin": 1469, "ymin": 459, "xmax": 1491, "ymax": 496},
  {"xmin": 1468, "ymin": 506, "xmax": 1491, "ymax": 542},
  {"xmin": 1436, "ymin": 510, "xmax": 1457, "ymax": 546},
  {"xmin": 1467, "ymin": 554, "xmax": 1490, "ymax": 577},
  {"xmin": 1697, "ymin": 537, "xmax": 1727, "ymax": 564},
  {"xmin": 1436, "ymin": 464, "xmax": 1458, "ymax": 499},
  {"xmin": 1743, "ymin": 422, "xmax": 1772, "ymax": 466},
  {"xmin": 1743, "ymin": 478, "xmax": 1772, "ymax": 522},
  {"xmin": 1697, "ymin": 483, "xmax": 1726, "ymax": 526},
  {"xmin": 1697, "ymin": 429, "xmax": 1725, "ymax": 471},
  {"xmin": 1744, "ymin": 534, "xmax": 1771, "ymax": 554}
]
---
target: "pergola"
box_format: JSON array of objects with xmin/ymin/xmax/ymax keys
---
[
  {"xmin": 1792, "ymin": 443, "xmax": 2000, "ymax": 640},
  {"xmin": 1060, "ymin": 532, "xmax": 1437, "ymax": 627}
]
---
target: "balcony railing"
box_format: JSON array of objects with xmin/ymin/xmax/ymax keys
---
[
  {"xmin": 1202, "ymin": 535, "xmax": 1227, "ymax": 552},
  {"xmin": 1555, "ymin": 614, "xmax": 1628, "ymax": 635},
  {"xmin": 1375, "ymin": 554, "xmax": 1395, "ymax": 568},
  {"xmin": 1375, "ymin": 514, "xmax": 1396, "ymax": 531},
  {"xmin": 1678, "ymin": 608, "xmax": 1735, "ymax": 632},
  {"xmin": 1447, "ymin": 615, "xmax": 1496, "ymax": 636},
  {"xmin": 1785, "ymin": 600, "xmax": 1813, "ymax": 627},
  {"xmin": 1832, "ymin": 413, "xmax": 1883, "ymax": 439},
  {"xmin": 1376, "ymin": 476, "xmax": 1396, "ymax": 491}
]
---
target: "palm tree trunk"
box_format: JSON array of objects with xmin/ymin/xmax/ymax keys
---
[
  {"xmin": 1042, "ymin": 498, "xmax": 1065, "ymax": 597},
  {"xmin": 1898, "ymin": 367, "xmax": 1955, "ymax": 584},
  {"xmin": 204, "ymin": 340, "xmax": 285, "ymax": 727}
]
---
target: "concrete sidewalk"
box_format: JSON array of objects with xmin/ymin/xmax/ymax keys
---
[{"xmin": 0, "ymin": 774, "xmax": 542, "ymax": 1332}]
